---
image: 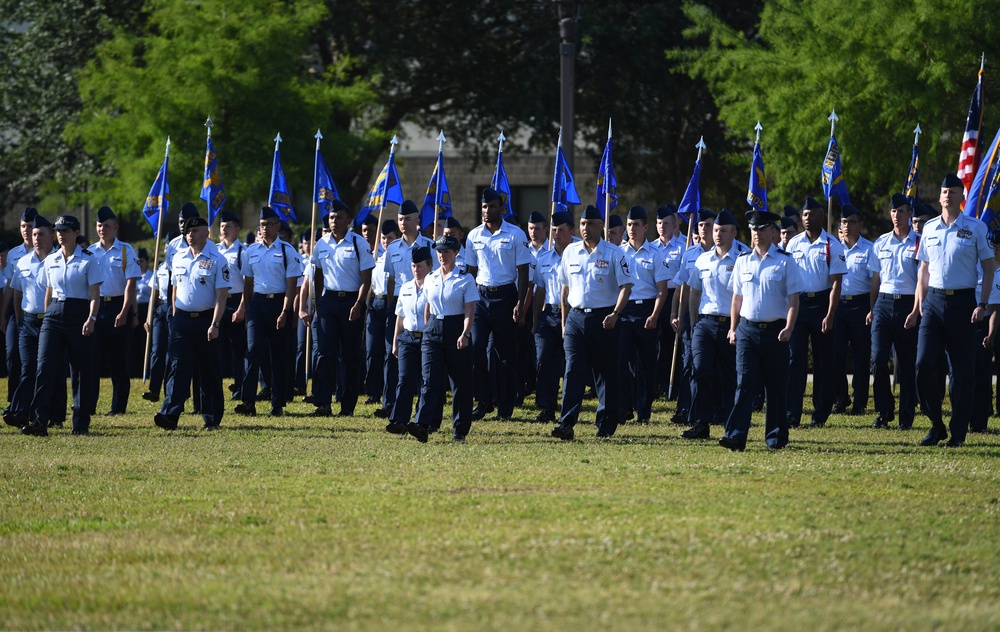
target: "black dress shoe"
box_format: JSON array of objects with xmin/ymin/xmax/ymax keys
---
[
  {"xmin": 832, "ymin": 400, "xmax": 850, "ymax": 414},
  {"xmin": 682, "ymin": 422, "xmax": 710, "ymax": 439},
  {"xmin": 551, "ymin": 424, "xmax": 574, "ymax": 441},
  {"xmin": 810, "ymin": 419, "xmax": 826, "ymax": 427},
  {"xmin": 364, "ymin": 395, "xmax": 379, "ymax": 405},
  {"xmin": 293, "ymin": 387, "xmax": 306, "ymax": 396},
  {"xmin": 141, "ymin": 391, "xmax": 159, "ymax": 402},
  {"xmin": 452, "ymin": 435, "xmax": 466, "ymax": 443},
  {"xmin": 471, "ymin": 403, "xmax": 495, "ymax": 421},
  {"xmin": 310, "ymin": 406, "xmax": 332, "ymax": 417},
  {"xmin": 4, "ymin": 410, "xmax": 27, "ymax": 427},
  {"xmin": 234, "ymin": 402, "xmax": 257, "ymax": 416},
  {"xmin": 71, "ymin": 428, "xmax": 89, "ymax": 436},
  {"xmin": 623, "ymin": 407, "xmax": 635, "ymax": 422},
  {"xmin": 48, "ymin": 420, "xmax": 65, "ymax": 428},
  {"xmin": 229, "ymin": 383, "xmax": 239, "ymax": 393},
  {"xmin": 919, "ymin": 426, "xmax": 948, "ymax": 446},
  {"xmin": 21, "ymin": 422, "xmax": 48, "ymax": 437},
  {"xmin": 634, "ymin": 417, "xmax": 650, "ymax": 425},
  {"xmin": 302, "ymin": 395, "xmax": 315, "ymax": 404},
  {"xmin": 373, "ymin": 407, "xmax": 390, "ymax": 419},
  {"xmin": 269, "ymin": 407, "xmax": 283, "ymax": 417},
  {"xmin": 718, "ymin": 436, "xmax": 746, "ymax": 452},
  {"xmin": 943, "ymin": 439, "xmax": 965, "ymax": 448},
  {"xmin": 406, "ymin": 422, "xmax": 429, "ymax": 443},
  {"xmin": 385, "ymin": 422, "xmax": 407, "ymax": 435},
  {"xmin": 872, "ymin": 414, "xmax": 890, "ymax": 429},
  {"xmin": 202, "ymin": 424, "xmax": 220, "ymax": 431},
  {"xmin": 497, "ymin": 413, "xmax": 512, "ymax": 422},
  {"xmin": 257, "ymin": 388, "xmax": 271, "ymax": 400},
  {"xmin": 534, "ymin": 408, "xmax": 556, "ymax": 423},
  {"xmin": 154, "ymin": 413, "xmax": 178, "ymax": 431},
  {"xmin": 670, "ymin": 409, "xmax": 689, "ymax": 424}
]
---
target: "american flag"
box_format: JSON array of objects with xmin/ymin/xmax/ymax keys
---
[{"xmin": 957, "ymin": 61, "xmax": 985, "ymax": 204}]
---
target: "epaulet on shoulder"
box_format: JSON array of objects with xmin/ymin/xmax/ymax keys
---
[
  {"xmin": 737, "ymin": 250, "xmax": 751, "ymax": 258},
  {"xmin": 774, "ymin": 249, "xmax": 791, "ymax": 256},
  {"xmin": 82, "ymin": 248, "xmax": 93, "ymax": 256}
]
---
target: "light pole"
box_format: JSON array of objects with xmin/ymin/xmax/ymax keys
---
[{"xmin": 555, "ymin": 1, "xmax": 582, "ymax": 172}]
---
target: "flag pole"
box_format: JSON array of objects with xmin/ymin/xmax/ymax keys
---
[
  {"xmin": 827, "ymin": 109, "xmax": 838, "ymax": 234},
  {"xmin": 495, "ymin": 130, "xmax": 506, "ymax": 229},
  {"xmin": 375, "ymin": 135, "xmax": 398, "ymax": 247},
  {"xmin": 205, "ymin": 117, "xmax": 214, "ymax": 240},
  {"xmin": 434, "ymin": 130, "xmax": 446, "ymax": 239},
  {"xmin": 605, "ymin": 119, "xmax": 611, "ymax": 240},
  {"xmin": 143, "ymin": 137, "xmax": 170, "ymax": 383},
  {"xmin": 269, "ymin": 133, "xmax": 282, "ymax": 210},
  {"xmin": 305, "ymin": 129, "xmax": 322, "ymax": 382},
  {"xmin": 669, "ymin": 136, "xmax": 704, "ymax": 401},
  {"xmin": 550, "ymin": 128, "xmax": 562, "ymax": 225}
]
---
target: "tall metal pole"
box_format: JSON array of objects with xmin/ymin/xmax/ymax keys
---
[{"xmin": 556, "ymin": 1, "xmax": 582, "ymax": 172}]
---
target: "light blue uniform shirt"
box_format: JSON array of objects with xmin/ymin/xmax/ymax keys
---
[
  {"xmin": 655, "ymin": 236, "xmax": 687, "ymax": 289},
  {"xmin": 137, "ymin": 269, "xmax": 153, "ymax": 304},
  {"xmin": 840, "ymin": 236, "xmax": 876, "ymax": 296},
  {"xmin": 424, "ymin": 267, "xmax": 479, "ymax": 318},
  {"xmin": 395, "ymin": 278, "xmax": 428, "ymax": 332},
  {"xmin": 558, "ymin": 239, "xmax": 633, "ymax": 309},
  {"xmin": 241, "ymin": 238, "xmax": 301, "ymax": 294},
  {"xmin": 91, "ymin": 238, "xmax": 141, "ymax": 297},
  {"xmin": 465, "ymin": 220, "xmax": 533, "ymax": 287},
  {"xmin": 386, "ymin": 236, "xmax": 438, "ymax": 296},
  {"xmin": 217, "ymin": 239, "xmax": 246, "ymax": 295},
  {"xmin": 868, "ymin": 230, "xmax": 919, "ymax": 295},
  {"xmin": 4, "ymin": 243, "xmax": 31, "ymax": 290},
  {"xmin": 786, "ymin": 229, "xmax": 848, "ymax": 292},
  {"xmin": 621, "ymin": 240, "xmax": 669, "ymax": 301},
  {"xmin": 171, "ymin": 247, "xmax": 231, "ymax": 312},
  {"xmin": 151, "ymin": 262, "xmax": 170, "ymax": 301},
  {"xmin": 44, "ymin": 246, "xmax": 102, "ymax": 300},
  {"xmin": 687, "ymin": 243, "xmax": 747, "ymax": 317},
  {"xmin": 371, "ymin": 252, "xmax": 391, "ymax": 296},
  {"xmin": 917, "ymin": 213, "xmax": 992, "ymax": 290},
  {"xmin": 529, "ymin": 240, "xmax": 549, "ymax": 258},
  {"xmin": 670, "ymin": 242, "xmax": 712, "ymax": 287},
  {"xmin": 532, "ymin": 247, "xmax": 564, "ymax": 307},
  {"xmin": 729, "ymin": 245, "xmax": 805, "ymax": 322},
  {"xmin": 311, "ymin": 232, "xmax": 376, "ymax": 292},
  {"xmin": 13, "ymin": 250, "xmax": 51, "ymax": 314}
]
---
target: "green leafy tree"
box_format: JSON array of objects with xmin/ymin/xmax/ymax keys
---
[{"xmin": 672, "ymin": 0, "xmax": 1000, "ymax": 216}]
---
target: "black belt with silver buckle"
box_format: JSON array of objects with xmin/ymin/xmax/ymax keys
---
[
  {"xmin": 841, "ymin": 293, "xmax": 871, "ymax": 302},
  {"xmin": 802, "ymin": 290, "xmax": 830, "ymax": 300},
  {"xmin": 178, "ymin": 309, "xmax": 213, "ymax": 318},
  {"xmin": 878, "ymin": 292, "xmax": 913, "ymax": 300},
  {"xmin": 324, "ymin": 290, "xmax": 352, "ymax": 298},
  {"xmin": 25, "ymin": 312, "xmax": 44, "ymax": 321},
  {"xmin": 374, "ymin": 294, "xmax": 387, "ymax": 300},
  {"xmin": 746, "ymin": 319, "xmax": 785, "ymax": 329},
  {"xmin": 929, "ymin": 287, "xmax": 974, "ymax": 297},
  {"xmin": 478, "ymin": 283, "xmax": 515, "ymax": 293},
  {"xmin": 571, "ymin": 306, "xmax": 613, "ymax": 315},
  {"xmin": 542, "ymin": 304, "xmax": 560, "ymax": 314},
  {"xmin": 260, "ymin": 293, "xmax": 286, "ymax": 299},
  {"xmin": 701, "ymin": 314, "xmax": 730, "ymax": 323}
]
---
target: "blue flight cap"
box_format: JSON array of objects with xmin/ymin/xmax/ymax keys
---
[
  {"xmin": 552, "ymin": 211, "xmax": 573, "ymax": 227},
  {"xmin": 780, "ymin": 216, "xmax": 798, "ymax": 230},
  {"xmin": 941, "ymin": 173, "xmax": 964, "ymax": 188},
  {"xmin": 53, "ymin": 215, "xmax": 81, "ymax": 231},
  {"xmin": 244, "ymin": 231, "xmax": 256, "ymax": 245},
  {"xmin": 219, "ymin": 210, "xmax": 241, "ymax": 224},
  {"xmin": 399, "ymin": 200, "xmax": 419, "ymax": 216},
  {"xmin": 608, "ymin": 214, "xmax": 623, "ymax": 228},
  {"xmin": 259, "ymin": 206, "xmax": 279, "ymax": 221},
  {"xmin": 278, "ymin": 221, "xmax": 291, "ymax": 235},
  {"xmin": 582, "ymin": 205, "xmax": 603, "ymax": 221},
  {"xmin": 180, "ymin": 202, "xmax": 200, "ymax": 220},
  {"xmin": 840, "ymin": 204, "xmax": 860, "ymax": 219},
  {"xmin": 96, "ymin": 206, "xmax": 116, "ymax": 223},
  {"xmin": 528, "ymin": 211, "xmax": 547, "ymax": 224},
  {"xmin": 331, "ymin": 199, "xmax": 350, "ymax": 214},
  {"xmin": 913, "ymin": 203, "xmax": 937, "ymax": 219},
  {"xmin": 361, "ymin": 213, "xmax": 378, "ymax": 227},
  {"xmin": 411, "ymin": 246, "xmax": 432, "ymax": 264},
  {"xmin": 627, "ymin": 205, "xmax": 647, "ymax": 221},
  {"xmin": 444, "ymin": 216, "xmax": 462, "ymax": 229},
  {"xmin": 890, "ymin": 193, "xmax": 911, "ymax": 209},
  {"xmin": 433, "ymin": 235, "xmax": 461, "ymax": 251},
  {"xmin": 380, "ymin": 220, "xmax": 399, "ymax": 236},
  {"xmin": 715, "ymin": 209, "xmax": 736, "ymax": 227},
  {"xmin": 697, "ymin": 208, "xmax": 717, "ymax": 223},
  {"xmin": 481, "ymin": 188, "xmax": 501, "ymax": 204},
  {"xmin": 32, "ymin": 215, "xmax": 52, "ymax": 229},
  {"xmin": 802, "ymin": 197, "xmax": 823, "ymax": 211},
  {"xmin": 656, "ymin": 204, "xmax": 677, "ymax": 219},
  {"xmin": 783, "ymin": 204, "xmax": 800, "ymax": 218},
  {"xmin": 166, "ymin": 230, "xmax": 181, "ymax": 242},
  {"xmin": 137, "ymin": 247, "xmax": 149, "ymax": 259},
  {"xmin": 20, "ymin": 207, "xmax": 38, "ymax": 223}
]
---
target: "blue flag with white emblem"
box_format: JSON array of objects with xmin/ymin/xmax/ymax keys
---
[
  {"xmin": 269, "ymin": 149, "xmax": 296, "ymax": 222},
  {"xmin": 551, "ymin": 145, "xmax": 581, "ymax": 213},
  {"xmin": 492, "ymin": 152, "xmax": 516, "ymax": 223},
  {"xmin": 677, "ymin": 159, "xmax": 701, "ymax": 219},
  {"xmin": 142, "ymin": 156, "xmax": 169, "ymax": 237},
  {"xmin": 421, "ymin": 151, "xmax": 452, "ymax": 230},
  {"xmin": 357, "ymin": 152, "xmax": 404, "ymax": 227},
  {"xmin": 746, "ymin": 141, "xmax": 767, "ymax": 212},
  {"xmin": 903, "ymin": 143, "xmax": 920, "ymax": 207},
  {"xmin": 314, "ymin": 149, "xmax": 340, "ymax": 220},
  {"xmin": 822, "ymin": 133, "xmax": 851, "ymax": 207},
  {"xmin": 967, "ymin": 127, "xmax": 1000, "ymax": 232},
  {"xmin": 596, "ymin": 137, "xmax": 618, "ymax": 218},
  {"xmin": 200, "ymin": 137, "xmax": 226, "ymax": 226}
]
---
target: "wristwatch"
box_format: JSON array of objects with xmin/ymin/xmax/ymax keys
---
[
  {"xmin": 212, "ymin": 321, "xmax": 222, "ymax": 328},
  {"xmin": 979, "ymin": 302, "xmax": 988, "ymax": 310},
  {"xmin": 88, "ymin": 316, "xmax": 97, "ymax": 322}
]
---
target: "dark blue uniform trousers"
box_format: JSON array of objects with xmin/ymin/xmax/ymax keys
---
[
  {"xmin": 618, "ymin": 300, "xmax": 658, "ymax": 420},
  {"xmin": 833, "ymin": 295, "xmax": 872, "ymax": 413},
  {"xmin": 92, "ymin": 296, "xmax": 131, "ymax": 413},
  {"xmin": 390, "ymin": 330, "xmax": 424, "ymax": 426},
  {"xmin": 472, "ymin": 284, "xmax": 518, "ymax": 417},
  {"xmin": 723, "ymin": 319, "xmax": 790, "ymax": 447},
  {"xmin": 916, "ymin": 289, "xmax": 977, "ymax": 443},
  {"xmin": 161, "ymin": 309, "xmax": 223, "ymax": 426},
  {"xmin": 382, "ymin": 297, "xmax": 399, "ymax": 411},
  {"xmin": 147, "ymin": 300, "xmax": 171, "ymax": 396},
  {"xmin": 676, "ymin": 322, "xmax": 694, "ymax": 412},
  {"xmin": 971, "ymin": 319, "xmax": 992, "ymax": 432},
  {"xmin": 870, "ymin": 294, "xmax": 917, "ymax": 427},
  {"xmin": 11, "ymin": 314, "xmax": 67, "ymax": 420},
  {"xmin": 364, "ymin": 296, "xmax": 388, "ymax": 399},
  {"xmin": 220, "ymin": 294, "xmax": 246, "ymax": 389},
  {"xmin": 415, "ymin": 315, "xmax": 473, "ymax": 438},
  {"xmin": 559, "ymin": 307, "xmax": 621, "ymax": 435},
  {"xmin": 5, "ymin": 313, "xmax": 20, "ymax": 402},
  {"xmin": 656, "ymin": 287, "xmax": 677, "ymax": 395},
  {"xmin": 30, "ymin": 299, "xmax": 96, "ymax": 431},
  {"xmin": 241, "ymin": 295, "xmax": 290, "ymax": 411},
  {"xmin": 787, "ymin": 291, "xmax": 834, "ymax": 425},
  {"xmin": 315, "ymin": 292, "xmax": 363, "ymax": 414},
  {"xmin": 533, "ymin": 305, "xmax": 564, "ymax": 412},
  {"xmin": 691, "ymin": 316, "xmax": 737, "ymax": 426}
]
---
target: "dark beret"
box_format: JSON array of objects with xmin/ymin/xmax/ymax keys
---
[
  {"xmin": 627, "ymin": 205, "xmax": 647, "ymax": 221},
  {"xmin": 941, "ymin": 173, "xmax": 964, "ymax": 188},
  {"xmin": 184, "ymin": 216, "xmax": 209, "ymax": 233},
  {"xmin": 381, "ymin": 220, "xmax": 399, "ymax": 236},
  {"xmin": 180, "ymin": 202, "xmax": 200, "ymax": 220},
  {"xmin": 803, "ymin": 196, "xmax": 823, "ymax": 211},
  {"xmin": 259, "ymin": 206, "xmax": 279, "ymax": 221},
  {"xmin": 481, "ymin": 188, "xmax": 501, "ymax": 204},
  {"xmin": 96, "ymin": 206, "xmax": 116, "ymax": 223},
  {"xmin": 411, "ymin": 246, "xmax": 432, "ymax": 264},
  {"xmin": 399, "ymin": 200, "xmax": 419, "ymax": 216},
  {"xmin": 890, "ymin": 193, "xmax": 911, "ymax": 209},
  {"xmin": 582, "ymin": 205, "xmax": 603, "ymax": 220},
  {"xmin": 219, "ymin": 210, "xmax": 241, "ymax": 224}
]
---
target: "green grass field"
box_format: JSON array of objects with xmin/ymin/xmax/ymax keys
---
[{"xmin": 1, "ymin": 379, "xmax": 999, "ymax": 630}]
